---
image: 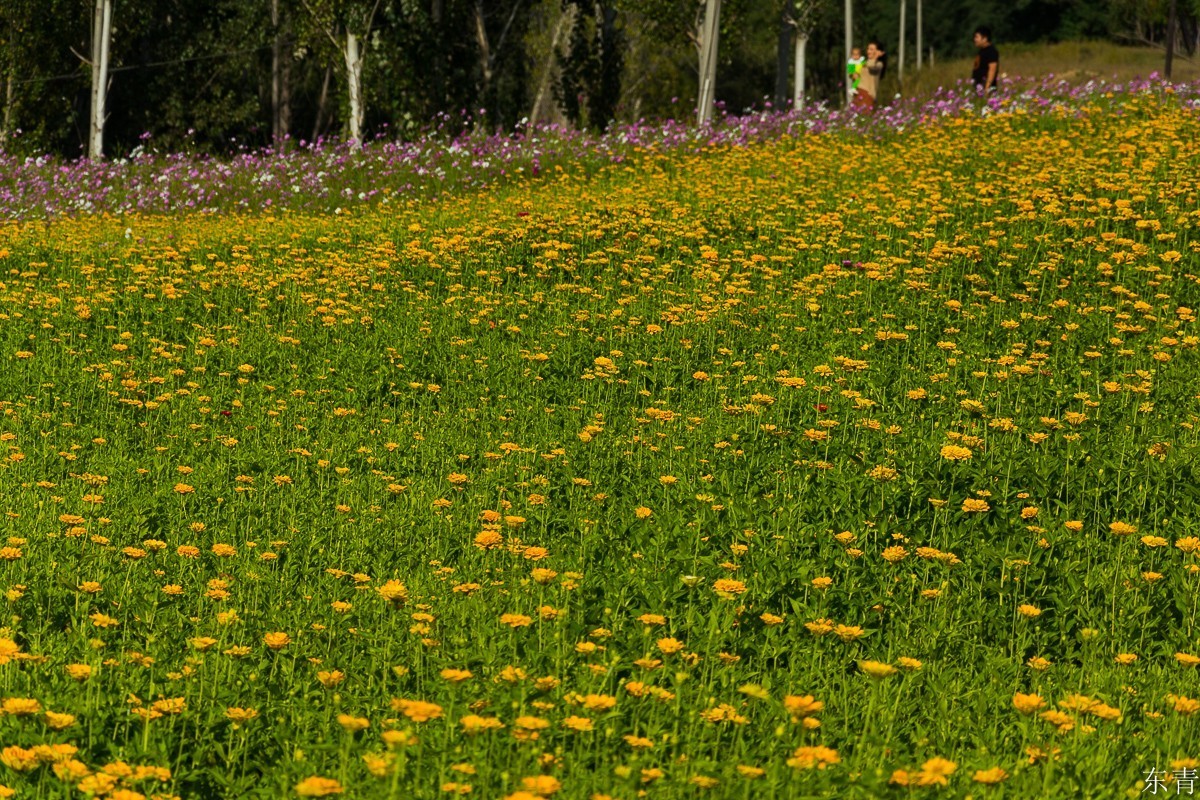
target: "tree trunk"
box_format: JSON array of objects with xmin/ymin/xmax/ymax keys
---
[
  {"xmin": 529, "ymin": 2, "xmax": 578, "ymax": 128},
  {"xmin": 89, "ymin": 0, "xmax": 112, "ymax": 160},
  {"xmin": 916, "ymin": 0, "xmax": 922, "ymax": 69},
  {"xmin": 696, "ymin": 0, "xmax": 720, "ymax": 126},
  {"xmin": 793, "ymin": 31, "xmax": 808, "ymax": 110},
  {"xmin": 269, "ymin": 0, "xmax": 293, "ymax": 142},
  {"xmin": 271, "ymin": 0, "xmax": 283, "ymax": 141},
  {"xmin": 345, "ymin": 31, "xmax": 364, "ymax": 148},
  {"xmin": 313, "ymin": 63, "xmax": 332, "ymax": 142},
  {"xmin": 280, "ymin": 40, "xmax": 292, "ymax": 139},
  {"xmin": 475, "ymin": 2, "xmax": 493, "ymax": 106},
  {"xmin": 1165, "ymin": 0, "xmax": 1177, "ymax": 79},
  {"xmin": 843, "ymin": 0, "xmax": 852, "ymax": 107},
  {"xmin": 898, "ymin": 0, "xmax": 906, "ymax": 87},
  {"xmin": 774, "ymin": 5, "xmax": 790, "ymax": 107},
  {"xmin": 1, "ymin": 26, "xmax": 11, "ymax": 148}
]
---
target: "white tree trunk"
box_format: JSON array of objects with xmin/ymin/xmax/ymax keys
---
[
  {"xmin": 793, "ymin": 32, "xmax": 808, "ymax": 109},
  {"xmin": 843, "ymin": 0, "xmax": 852, "ymax": 106},
  {"xmin": 89, "ymin": 0, "xmax": 112, "ymax": 160},
  {"xmin": 898, "ymin": 0, "xmax": 906, "ymax": 86},
  {"xmin": 696, "ymin": 0, "xmax": 721, "ymax": 126},
  {"xmin": 916, "ymin": 0, "xmax": 922, "ymax": 69},
  {"xmin": 344, "ymin": 31, "xmax": 364, "ymax": 148}
]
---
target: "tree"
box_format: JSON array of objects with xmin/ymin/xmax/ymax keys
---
[
  {"xmin": 696, "ymin": 0, "xmax": 720, "ymax": 124},
  {"xmin": 88, "ymin": 0, "xmax": 113, "ymax": 158},
  {"xmin": 300, "ymin": 0, "xmax": 385, "ymax": 147},
  {"xmin": 788, "ymin": 0, "xmax": 824, "ymax": 108},
  {"xmin": 551, "ymin": 0, "xmax": 625, "ymax": 130}
]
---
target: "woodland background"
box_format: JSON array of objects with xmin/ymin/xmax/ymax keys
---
[{"xmin": 1, "ymin": 0, "xmax": 1198, "ymax": 158}]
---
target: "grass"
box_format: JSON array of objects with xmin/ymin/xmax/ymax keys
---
[
  {"xmin": 0, "ymin": 83, "xmax": 1198, "ymax": 799},
  {"xmin": 893, "ymin": 40, "xmax": 1200, "ymax": 97}
]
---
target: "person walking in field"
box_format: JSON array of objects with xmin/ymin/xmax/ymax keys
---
[
  {"xmin": 854, "ymin": 40, "xmax": 886, "ymax": 109},
  {"xmin": 972, "ymin": 26, "xmax": 999, "ymax": 93}
]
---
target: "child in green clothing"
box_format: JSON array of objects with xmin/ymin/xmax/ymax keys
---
[{"xmin": 846, "ymin": 47, "xmax": 865, "ymax": 102}]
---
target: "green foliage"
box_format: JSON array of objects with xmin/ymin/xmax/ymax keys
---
[{"xmin": 0, "ymin": 0, "xmax": 1198, "ymax": 156}]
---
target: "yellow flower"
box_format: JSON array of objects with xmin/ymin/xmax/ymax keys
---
[
  {"xmin": 1, "ymin": 698, "xmax": 41, "ymax": 715},
  {"xmin": 787, "ymin": 746, "xmax": 840, "ymax": 769},
  {"xmin": 459, "ymin": 714, "xmax": 504, "ymax": 734},
  {"xmin": 337, "ymin": 714, "xmax": 370, "ymax": 733},
  {"xmin": 294, "ymin": 776, "xmax": 344, "ymax": 797},
  {"xmin": 1176, "ymin": 536, "xmax": 1200, "ymax": 553},
  {"xmin": 783, "ymin": 695, "xmax": 824, "ymax": 720},
  {"xmin": 65, "ymin": 664, "xmax": 93, "ymax": 681},
  {"xmin": 1115, "ymin": 653, "xmax": 1138, "ymax": 665},
  {"xmin": 362, "ymin": 753, "xmax": 395, "ymax": 777},
  {"xmin": 712, "ymin": 579, "xmax": 746, "ymax": 598},
  {"xmin": 474, "ymin": 530, "xmax": 504, "ymax": 549},
  {"xmin": 656, "ymin": 637, "xmax": 684, "ymax": 654},
  {"xmin": 531, "ymin": 568, "xmax": 557, "ymax": 584},
  {"xmin": 562, "ymin": 715, "xmax": 594, "ymax": 732},
  {"xmin": 916, "ymin": 757, "xmax": 957, "ymax": 787},
  {"xmin": 832, "ymin": 624, "xmax": 864, "ymax": 642},
  {"xmin": 520, "ymin": 775, "xmax": 561, "ymax": 795},
  {"xmin": 1017, "ymin": 604, "xmax": 1042, "ymax": 619},
  {"xmin": 1175, "ymin": 652, "xmax": 1200, "ymax": 667},
  {"xmin": 1013, "ymin": 693, "xmax": 1045, "ymax": 713},
  {"xmin": 804, "ymin": 619, "xmax": 834, "ymax": 636},
  {"xmin": 859, "ymin": 660, "xmax": 896, "ymax": 678},
  {"xmin": 263, "ymin": 632, "xmax": 292, "ymax": 650},
  {"xmin": 500, "ymin": 613, "xmax": 534, "ymax": 628},
  {"xmin": 1172, "ymin": 696, "xmax": 1200, "ymax": 715},
  {"xmin": 377, "ymin": 580, "xmax": 408, "ymax": 603},
  {"xmin": 1109, "ymin": 521, "xmax": 1137, "ymax": 536},
  {"xmin": 972, "ymin": 767, "xmax": 1008, "ymax": 784},
  {"xmin": 939, "ymin": 444, "xmax": 972, "ymax": 461},
  {"xmin": 317, "ymin": 670, "xmax": 345, "ymax": 688},
  {"xmin": 0, "ymin": 638, "xmax": 20, "ymax": 664},
  {"xmin": 173, "ymin": 483, "xmax": 195, "ymax": 495},
  {"xmin": 45, "ymin": 712, "xmax": 77, "ymax": 730},
  {"xmin": 961, "ymin": 498, "xmax": 990, "ymax": 513},
  {"xmin": 738, "ymin": 683, "xmax": 770, "ymax": 700},
  {"xmin": 634, "ymin": 506, "xmax": 653, "ymax": 519},
  {"xmin": 225, "ymin": 707, "xmax": 259, "ymax": 725},
  {"xmin": 392, "ymin": 699, "xmax": 444, "ymax": 723}
]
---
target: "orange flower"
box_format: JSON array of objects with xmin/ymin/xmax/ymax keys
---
[{"xmin": 263, "ymin": 632, "xmax": 291, "ymax": 650}]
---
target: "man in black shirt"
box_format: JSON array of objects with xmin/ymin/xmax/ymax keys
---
[{"xmin": 972, "ymin": 26, "xmax": 999, "ymax": 92}]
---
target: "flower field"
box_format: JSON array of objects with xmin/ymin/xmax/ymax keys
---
[{"xmin": 2, "ymin": 84, "xmax": 1200, "ymax": 798}]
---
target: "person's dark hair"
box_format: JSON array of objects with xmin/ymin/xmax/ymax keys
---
[
  {"xmin": 975, "ymin": 26, "xmax": 992, "ymax": 41},
  {"xmin": 867, "ymin": 38, "xmax": 888, "ymax": 80}
]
